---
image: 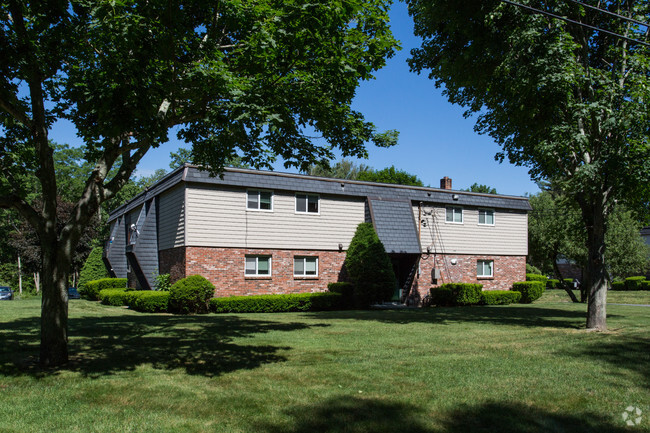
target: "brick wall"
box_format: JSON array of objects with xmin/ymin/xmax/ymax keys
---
[
  {"xmin": 411, "ymin": 254, "xmax": 526, "ymax": 302},
  {"xmin": 159, "ymin": 247, "xmax": 187, "ymax": 284},
  {"xmin": 185, "ymin": 247, "xmax": 347, "ymax": 297}
]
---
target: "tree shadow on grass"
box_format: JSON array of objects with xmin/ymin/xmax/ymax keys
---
[
  {"xmin": 258, "ymin": 397, "xmax": 631, "ymax": 433},
  {"xmin": 0, "ymin": 313, "xmax": 327, "ymax": 379},
  {"xmin": 304, "ymin": 305, "xmax": 596, "ymax": 329}
]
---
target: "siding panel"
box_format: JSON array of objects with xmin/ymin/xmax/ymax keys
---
[
  {"xmin": 158, "ymin": 184, "xmax": 185, "ymax": 250},
  {"xmin": 185, "ymin": 185, "xmax": 365, "ymax": 250}
]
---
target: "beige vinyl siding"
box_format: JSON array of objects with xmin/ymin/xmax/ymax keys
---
[
  {"xmin": 185, "ymin": 185, "xmax": 365, "ymax": 250},
  {"xmin": 415, "ymin": 204, "xmax": 528, "ymax": 256},
  {"xmin": 158, "ymin": 184, "xmax": 185, "ymax": 250}
]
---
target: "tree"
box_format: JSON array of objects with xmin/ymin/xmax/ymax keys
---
[
  {"xmin": 78, "ymin": 246, "xmax": 109, "ymax": 292},
  {"xmin": 357, "ymin": 165, "xmax": 423, "ymax": 186},
  {"xmin": 169, "ymin": 147, "xmax": 250, "ymax": 170},
  {"xmin": 345, "ymin": 222, "xmax": 397, "ymax": 307},
  {"xmin": 305, "ymin": 158, "xmax": 372, "ymax": 179},
  {"xmin": 0, "ymin": 0, "xmax": 398, "ymax": 366},
  {"xmin": 408, "ymin": 0, "xmax": 650, "ymax": 330},
  {"xmin": 462, "ymin": 183, "xmax": 497, "ymax": 195}
]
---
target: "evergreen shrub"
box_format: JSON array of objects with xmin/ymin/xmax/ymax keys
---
[
  {"xmin": 168, "ymin": 275, "xmax": 215, "ymax": 314},
  {"xmin": 210, "ymin": 292, "xmax": 341, "ymax": 313},
  {"xmin": 327, "ymin": 282, "xmax": 354, "ymax": 308},
  {"xmin": 625, "ymin": 276, "xmax": 647, "ymax": 291},
  {"xmin": 513, "ymin": 281, "xmax": 545, "ymax": 303},
  {"xmin": 98, "ymin": 288, "xmax": 128, "ymax": 306},
  {"xmin": 78, "ymin": 247, "xmax": 109, "ymax": 292},
  {"xmin": 526, "ymin": 273, "xmax": 548, "ymax": 285},
  {"xmin": 429, "ymin": 283, "xmax": 483, "ymax": 306},
  {"xmin": 480, "ymin": 290, "xmax": 521, "ymax": 305}
]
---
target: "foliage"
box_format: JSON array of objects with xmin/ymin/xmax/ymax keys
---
[
  {"xmin": 480, "ymin": 290, "xmax": 521, "ymax": 305},
  {"xmin": 357, "ymin": 165, "xmax": 423, "ymax": 186},
  {"xmin": 605, "ymin": 208, "xmax": 650, "ymax": 278},
  {"xmin": 429, "ymin": 283, "xmax": 483, "ymax": 306},
  {"xmin": 306, "ymin": 159, "xmax": 372, "ymax": 180},
  {"xmin": 547, "ymin": 279, "xmax": 561, "ymax": 290},
  {"xmin": 153, "ymin": 273, "xmax": 171, "ymax": 291},
  {"xmin": 78, "ymin": 247, "xmax": 110, "ymax": 293},
  {"xmin": 624, "ymin": 276, "xmax": 647, "ymax": 291},
  {"xmin": 512, "ymin": 282, "xmax": 545, "ymax": 304},
  {"xmin": 124, "ymin": 291, "xmax": 170, "ymax": 313},
  {"xmin": 80, "ymin": 278, "xmax": 127, "ymax": 301},
  {"xmin": 168, "ymin": 275, "xmax": 215, "ymax": 314},
  {"xmin": 526, "ymin": 274, "xmax": 548, "ymax": 285},
  {"xmin": 0, "ymin": 0, "xmax": 399, "ymax": 365},
  {"xmin": 408, "ymin": 0, "xmax": 650, "ymax": 329},
  {"xmin": 462, "ymin": 183, "xmax": 497, "ymax": 194},
  {"xmin": 98, "ymin": 288, "xmax": 128, "ymax": 306},
  {"xmin": 345, "ymin": 223, "xmax": 397, "ymax": 307},
  {"xmin": 526, "ymin": 263, "xmax": 542, "ymax": 275},
  {"xmin": 327, "ymin": 282, "xmax": 355, "ymax": 308},
  {"xmin": 169, "ymin": 147, "xmax": 251, "ymax": 171},
  {"xmin": 611, "ymin": 281, "xmax": 625, "ymax": 291},
  {"xmin": 210, "ymin": 292, "xmax": 341, "ymax": 313}
]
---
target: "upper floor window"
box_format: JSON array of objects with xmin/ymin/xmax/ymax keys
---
[
  {"xmin": 446, "ymin": 206, "xmax": 463, "ymax": 223},
  {"xmin": 478, "ymin": 209, "xmax": 495, "ymax": 225},
  {"xmin": 477, "ymin": 260, "xmax": 493, "ymax": 278},
  {"xmin": 245, "ymin": 255, "xmax": 271, "ymax": 276},
  {"xmin": 296, "ymin": 193, "xmax": 319, "ymax": 214},
  {"xmin": 247, "ymin": 189, "xmax": 273, "ymax": 211},
  {"xmin": 294, "ymin": 256, "xmax": 318, "ymax": 276}
]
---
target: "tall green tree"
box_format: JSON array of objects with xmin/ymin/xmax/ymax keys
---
[
  {"xmin": 306, "ymin": 158, "xmax": 372, "ymax": 180},
  {"xmin": 357, "ymin": 165, "xmax": 424, "ymax": 186},
  {"xmin": 0, "ymin": 0, "xmax": 398, "ymax": 366},
  {"xmin": 462, "ymin": 183, "xmax": 497, "ymax": 194},
  {"xmin": 408, "ymin": 0, "xmax": 650, "ymax": 330}
]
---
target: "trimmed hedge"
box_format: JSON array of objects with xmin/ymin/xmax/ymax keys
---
[
  {"xmin": 80, "ymin": 278, "xmax": 127, "ymax": 300},
  {"xmin": 512, "ymin": 281, "xmax": 545, "ymax": 303},
  {"xmin": 480, "ymin": 290, "xmax": 522, "ymax": 305},
  {"xmin": 124, "ymin": 290, "xmax": 170, "ymax": 313},
  {"xmin": 547, "ymin": 279, "xmax": 560, "ymax": 289},
  {"xmin": 429, "ymin": 283, "xmax": 483, "ymax": 306},
  {"xmin": 210, "ymin": 292, "xmax": 342, "ymax": 313},
  {"xmin": 526, "ymin": 273, "xmax": 548, "ymax": 285},
  {"xmin": 611, "ymin": 281, "xmax": 625, "ymax": 291},
  {"xmin": 625, "ymin": 276, "xmax": 647, "ymax": 291},
  {"xmin": 641, "ymin": 281, "xmax": 650, "ymax": 291},
  {"xmin": 98, "ymin": 288, "xmax": 128, "ymax": 306},
  {"xmin": 168, "ymin": 275, "xmax": 215, "ymax": 314},
  {"xmin": 327, "ymin": 282, "xmax": 354, "ymax": 308}
]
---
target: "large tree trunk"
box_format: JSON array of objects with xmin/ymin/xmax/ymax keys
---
[
  {"xmin": 39, "ymin": 239, "xmax": 71, "ymax": 367},
  {"xmin": 582, "ymin": 197, "xmax": 609, "ymax": 331}
]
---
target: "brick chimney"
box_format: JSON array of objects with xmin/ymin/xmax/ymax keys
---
[{"xmin": 440, "ymin": 176, "xmax": 452, "ymax": 190}]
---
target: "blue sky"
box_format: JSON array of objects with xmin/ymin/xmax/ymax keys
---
[{"xmin": 49, "ymin": 2, "xmax": 539, "ymax": 197}]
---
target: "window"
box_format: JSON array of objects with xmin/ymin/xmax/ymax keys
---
[
  {"xmin": 446, "ymin": 206, "xmax": 463, "ymax": 223},
  {"xmin": 477, "ymin": 260, "xmax": 493, "ymax": 278},
  {"xmin": 245, "ymin": 256, "xmax": 271, "ymax": 276},
  {"xmin": 294, "ymin": 256, "xmax": 318, "ymax": 276},
  {"xmin": 296, "ymin": 193, "xmax": 319, "ymax": 213},
  {"xmin": 478, "ymin": 209, "xmax": 495, "ymax": 225},
  {"xmin": 247, "ymin": 190, "xmax": 273, "ymax": 211}
]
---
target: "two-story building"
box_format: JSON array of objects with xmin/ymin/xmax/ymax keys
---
[{"xmin": 104, "ymin": 165, "xmax": 530, "ymax": 305}]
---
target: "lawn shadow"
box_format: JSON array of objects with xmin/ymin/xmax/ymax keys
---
[
  {"xmin": 0, "ymin": 313, "xmax": 326, "ymax": 379},
  {"xmin": 257, "ymin": 397, "xmax": 632, "ymax": 433},
  {"xmin": 304, "ymin": 305, "xmax": 593, "ymax": 329}
]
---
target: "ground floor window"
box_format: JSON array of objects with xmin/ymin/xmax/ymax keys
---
[
  {"xmin": 477, "ymin": 260, "xmax": 493, "ymax": 278},
  {"xmin": 294, "ymin": 256, "xmax": 318, "ymax": 276},
  {"xmin": 245, "ymin": 255, "xmax": 271, "ymax": 276}
]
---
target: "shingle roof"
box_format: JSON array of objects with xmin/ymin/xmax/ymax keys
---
[
  {"xmin": 109, "ymin": 165, "xmax": 531, "ymax": 221},
  {"xmin": 368, "ymin": 199, "xmax": 421, "ymax": 254}
]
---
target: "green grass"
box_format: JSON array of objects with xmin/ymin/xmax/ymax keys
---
[
  {"xmin": 1, "ymin": 298, "xmax": 649, "ymax": 433},
  {"xmin": 539, "ymin": 289, "xmax": 650, "ymax": 305}
]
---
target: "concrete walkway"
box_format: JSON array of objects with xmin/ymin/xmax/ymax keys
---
[{"xmin": 608, "ymin": 303, "xmax": 650, "ymax": 307}]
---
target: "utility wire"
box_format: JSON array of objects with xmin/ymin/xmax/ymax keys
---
[
  {"xmin": 500, "ymin": 0, "xmax": 650, "ymax": 47},
  {"xmin": 566, "ymin": 0, "xmax": 649, "ymax": 28}
]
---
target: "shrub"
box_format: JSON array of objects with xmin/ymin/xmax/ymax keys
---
[
  {"xmin": 526, "ymin": 273, "xmax": 548, "ymax": 285},
  {"xmin": 79, "ymin": 277, "xmax": 127, "ymax": 300},
  {"xmin": 611, "ymin": 281, "xmax": 625, "ymax": 291},
  {"xmin": 546, "ymin": 279, "xmax": 560, "ymax": 290},
  {"xmin": 480, "ymin": 290, "xmax": 522, "ymax": 305},
  {"xmin": 125, "ymin": 291, "xmax": 170, "ymax": 313},
  {"xmin": 78, "ymin": 247, "xmax": 109, "ymax": 293},
  {"xmin": 154, "ymin": 272, "xmax": 171, "ymax": 291},
  {"xmin": 98, "ymin": 288, "xmax": 128, "ymax": 306},
  {"xmin": 640, "ymin": 280, "xmax": 650, "ymax": 291},
  {"xmin": 345, "ymin": 223, "xmax": 396, "ymax": 308},
  {"xmin": 327, "ymin": 282, "xmax": 354, "ymax": 308},
  {"xmin": 168, "ymin": 275, "xmax": 215, "ymax": 314},
  {"xmin": 512, "ymin": 281, "xmax": 545, "ymax": 303},
  {"xmin": 625, "ymin": 276, "xmax": 647, "ymax": 291},
  {"xmin": 429, "ymin": 283, "xmax": 482, "ymax": 306},
  {"xmin": 210, "ymin": 292, "xmax": 341, "ymax": 313},
  {"xmin": 526, "ymin": 263, "xmax": 542, "ymax": 275}
]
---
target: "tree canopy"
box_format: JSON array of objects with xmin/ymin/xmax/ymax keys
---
[
  {"xmin": 306, "ymin": 159, "xmax": 423, "ymax": 186},
  {"xmin": 462, "ymin": 183, "xmax": 497, "ymax": 195},
  {"xmin": 0, "ymin": 0, "xmax": 399, "ymax": 366},
  {"xmin": 408, "ymin": 0, "xmax": 650, "ymax": 329}
]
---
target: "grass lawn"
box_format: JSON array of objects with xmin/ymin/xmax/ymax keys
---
[
  {"xmin": 538, "ymin": 289, "xmax": 650, "ymax": 305},
  {"xmin": 0, "ymin": 295, "xmax": 648, "ymax": 433}
]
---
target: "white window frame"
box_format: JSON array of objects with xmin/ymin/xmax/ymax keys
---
[
  {"xmin": 478, "ymin": 209, "xmax": 495, "ymax": 226},
  {"xmin": 445, "ymin": 206, "xmax": 463, "ymax": 224},
  {"xmin": 477, "ymin": 260, "xmax": 494, "ymax": 278},
  {"xmin": 295, "ymin": 193, "xmax": 320, "ymax": 214},
  {"xmin": 246, "ymin": 189, "xmax": 273, "ymax": 211},
  {"xmin": 245, "ymin": 255, "xmax": 272, "ymax": 277},
  {"xmin": 294, "ymin": 256, "xmax": 319, "ymax": 277}
]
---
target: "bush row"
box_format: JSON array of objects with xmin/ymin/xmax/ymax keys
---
[
  {"xmin": 611, "ymin": 276, "xmax": 650, "ymax": 291},
  {"xmin": 546, "ymin": 279, "xmax": 574, "ymax": 290},
  {"xmin": 480, "ymin": 290, "xmax": 522, "ymax": 305},
  {"xmin": 327, "ymin": 282, "xmax": 354, "ymax": 308},
  {"xmin": 512, "ymin": 281, "xmax": 545, "ymax": 303},
  {"xmin": 210, "ymin": 292, "xmax": 341, "ymax": 313},
  {"xmin": 429, "ymin": 280, "xmax": 542, "ymax": 307},
  {"xmin": 525, "ymin": 273, "xmax": 548, "ymax": 285},
  {"xmin": 429, "ymin": 283, "xmax": 483, "ymax": 306},
  {"xmin": 80, "ymin": 278, "xmax": 127, "ymax": 300}
]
